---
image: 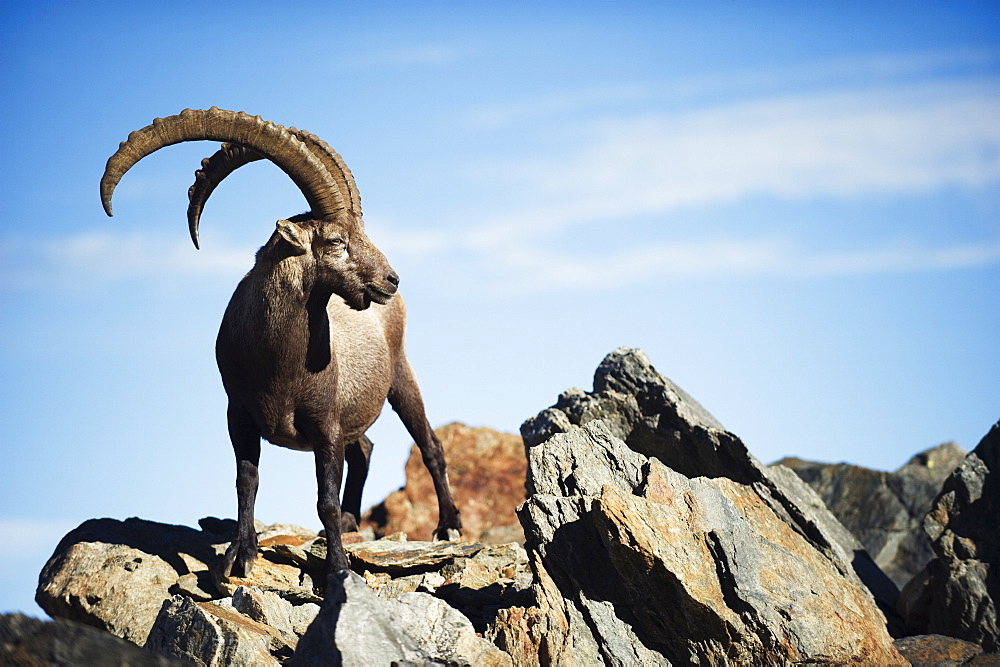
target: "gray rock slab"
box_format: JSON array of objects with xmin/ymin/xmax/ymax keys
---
[
  {"xmin": 145, "ymin": 594, "xmax": 293, "ymax": 665},
  {"xmin": 520, "ymin": 347, "xmax": 901, "ymax": 628},
  {"xmin": 1, "ymin": 612, "xmax": 185, "ymax": 666},
  {"xmin": 777, "ymin": 441, "xmax": 967, "ymax": 588},
  {"xmin": 291, "ymin": 570, "xmax": 510, "ymax": 666}
]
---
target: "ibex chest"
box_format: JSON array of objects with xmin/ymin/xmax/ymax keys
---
[{"xmin": 217, "ymin": 297, "xmax": 395, "ymax": 449}]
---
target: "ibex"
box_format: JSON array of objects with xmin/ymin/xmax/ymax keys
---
[{"xmin": 101, "ymin": 108, "xmax": 462, "ymax": 586}]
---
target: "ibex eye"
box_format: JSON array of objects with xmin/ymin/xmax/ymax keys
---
[{"xmin": 327, "ymin": 238, "xmax": 345, "ymax": 247}]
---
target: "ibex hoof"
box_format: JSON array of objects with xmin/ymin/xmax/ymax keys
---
[
  {"xmin": 222, "ymin": 539, "xmax": 258, "ymax": 579},
  {"xmin": 434, "ymin": 528, "xmax": 462, "ymax": 542}
]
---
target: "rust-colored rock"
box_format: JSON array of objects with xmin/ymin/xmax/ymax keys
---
[{"xmin": 363, "ymin": 423, "xmax": 526, "ymax": 542}]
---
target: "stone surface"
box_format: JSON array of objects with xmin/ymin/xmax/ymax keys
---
[
  {"xmin": 521, "ymin": 348, "xmax": 901, "ymax": 626},
  {"xmin": 145, "ymin": 594, "xmax": 293, "ymax": 665},
  {"xmin": 291, "ymin": 570, "xmax": 511, "ymax": 666},
  {"xmin": 777, "ymin": 440, "xmax": 966, "ymax": 588},
  {"xmin": 899, "ymin": 420, "xmax": 1000, "ymax": 653},
  {"xmin": 35, "ymin": 517, "xmax": 237, "ymax": 645},
  {"xmin": 37, "ymin": 515, "xmax": 531, "ymax": 664},
  {"xmin": 35, "ymin": 541, "xmax": 180, "ymax": 646},
  {"xmin": 34, "ymin": 348, "xmax": 991, "ymax": 663},
  {"xmin": 346, "ymin": 538, "xmax": 484, "ymax": 575},
  {"xmin": 213, "ymin": 552, "xmax": 318, "ymax": 601},
  {"xmin": 893, "ymin": 633, "xmax": 984, "ymax": 666},
  {"xmin": 363, "ymin": 422, "xmax": 526, "ymax": 542},
  {"xmin": 490, "ymin": 348, "xmax": 904, "ymax": 664},
  {"xmin": 232, "ymin": 585, "xmax": 298, "ymax": 640},
  {"xmin": 0, "ymin": 612, "xmax": 185, "ymax": 666}
]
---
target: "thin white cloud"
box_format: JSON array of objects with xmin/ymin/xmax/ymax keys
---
[
  {"xmin": 497, "ymin": 239, "xmax": 1000, "ymax": 292},
  {"xmin": 0, "ymin": 231, "xmax": 256, "ymax": 292},
  {"xmin": 52, "ymin": 232, "xmax": 254, "ymax": 278},
  {"xmin": 8, "ymin": 59, "xmax": 999, "ymax": 292},
  {"xmin": 462, "ymin": 77, "xmax": 1000, "ymax": 245},
  {"xmin": 466, "ymin": 48, "xmax": 1000, "ymax": 128}
]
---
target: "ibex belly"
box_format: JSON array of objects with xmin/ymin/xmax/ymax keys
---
[{"xmin": 239, "ymin": 302, "xmax": 394, "ymax": 452}]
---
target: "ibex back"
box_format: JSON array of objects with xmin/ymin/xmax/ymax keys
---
[{"xmin": 101, "ymin": 108, "xmax": 462, "ymax": 587}]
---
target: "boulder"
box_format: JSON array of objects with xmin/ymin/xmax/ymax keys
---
[
  {"xmin": 522, "ymin": 348, "xmax": 901, "ymax": 623},
  {"xmin": 363, "ymin": 422, "xmax": 526, "ymax": 543},
  {"xmin": 0, "ymin": 612, "xmax": 185, "ymax": 666},
  {"xmin": 291, "ymin": 570, "xmax": 511, "ymax": 666},
  {"xmin": 899, "ymin": 420, "xmax": 1000, "ymax": 653},
  {"xmin": 35, "ymin": 517, "xmax": 233, "ymax": 645},
  {"xmin": 777, "ymin": 441, "xmax": 966, "ymax": 588},
  {"xmin": 490, "ymin": 348, "xmax": 904, "ymax": 663}
]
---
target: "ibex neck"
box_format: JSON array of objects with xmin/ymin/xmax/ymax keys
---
[{"xmin": 248, "ymin": 257, "xmax": 335, "ymax": 373}]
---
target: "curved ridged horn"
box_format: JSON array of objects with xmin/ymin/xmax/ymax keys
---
[
  {"xmin": 187, "ymin": 129, "xmax": 363, "ymax": 247},
  {"xmin": 187, "ymin": 143, "xmax": 264, "ymax": 249},
  {"xmin": 291, "ymin": 128, "xmax": 362, "ymax": 218},
  {"xmin": 101, "ymin": 108, "xmax": 347, "ymax": 247}
]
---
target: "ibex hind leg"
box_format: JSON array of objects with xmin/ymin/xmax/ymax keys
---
[
  {"xmin": 223, "ymin": 406, "xmax": 261, "ymax": 578},
  {"xmin": 388, "ymin": 361, "xmax": 462, "ymax": 540},
  {"xmin": 340, "ymin": 435, "xmax": 373, "ymax": 533}
]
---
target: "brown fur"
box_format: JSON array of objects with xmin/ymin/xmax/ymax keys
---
[{"xmin": 218, "ymin": 214, "xmax": 462, "ymax": 583}]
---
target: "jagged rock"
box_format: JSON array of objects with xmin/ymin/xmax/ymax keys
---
[
  {"xmin": 145, "ymin": 594, "xmax": 294, "ymax": 665},
  {"xmin": 777, "ymin": 441, "xmax": 966, "ymax": 588},
  {"xmin": 899, "ymin": 420, "xmax": 1000, "ymax": 653},
  {"xmin": 893, "ymin": 634, "xmax": 984, "ymax": 665},
  {"xmin": 342, "ymin": 539, "xmax": 534, "ymax": 632},
  {"xmin": 521, "ymin": 348, "xmax": 902, "ymax": 628},
  {"xmin": 35, "ymin": 517, "xmax": 234, "ymax": 645},
  {"xmin": 35, "ymin": 541, "xmax": 180, "ymax": 646},
  {"xmin": 232, "ymin": 586, "xmax": 299, "ymax": 640},
  {"xmin": 291, "ymin": 570, "xmax": 511, "ymax": 666},
  {"xmin": 37, "ymin": 514, "xmax": 531, "ymax": 663},
  {"xmin": 490, "ymin": 348, "xmax": 904, "ymax": 664},
  {"xmin": 363, "ymin": 422, "xmax": 526, "ymax": 543},
  {"xmin": 346, "ymin": 539, "xmax": 484, "ymax": 575},
  {"xmin": 0, "ymin": 612, "xmax": 185, "ymax": 666},
  {"xmin": 213, "ymin": 552, "xmax": 319, "ymax": 601}
]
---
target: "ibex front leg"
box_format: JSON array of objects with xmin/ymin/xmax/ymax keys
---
[
  {"xmin": 223, "ymin": 406, "xmax": 261, "ymax": 578},
  {"xmin": 303, "ymin": 415, "xmax": 351, "ymax": 583}
]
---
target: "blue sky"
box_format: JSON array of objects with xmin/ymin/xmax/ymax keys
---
[{"xmin": 2, "ymin": 1, "xmax": 998, "ymax": 617}]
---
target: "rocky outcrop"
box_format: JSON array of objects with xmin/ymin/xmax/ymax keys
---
[
  {"xmin": 363, "ymin": 422, "xmax": 526, "ymax": 543},
  {"xmin": 35, "ymin": 517, "xmax": 229, "ymax": 646},
  {"xmin": 899, "ymin": 420, "xmax": 1000, "ymax": 653},
  {"xmin": 492, "ymin": 347, "xmax": 904, "ymax": 663},
  {"xmin": 31, "ymin": 349, "xmax": 997, "ymax": 662},
  {"xmin": 777, "ymin": 441, "xmax": 966, "ymax": 588},
  {"xmin": 36, "ymin": 515, "xmax": 529, "ymax": 664}
]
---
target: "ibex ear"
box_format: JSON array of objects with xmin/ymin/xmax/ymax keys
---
[{"xmin": 275, "ymin": 219, "xmax": 310, "ymax": 254}]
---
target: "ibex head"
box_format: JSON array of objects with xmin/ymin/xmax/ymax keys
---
[
  {"xmin": 101, "ymin": 107, "xmax": 398, "ymax": 310},
  {"xmin": 270, "ymin": 215, "xmax": 399, "ymax": 310}
]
